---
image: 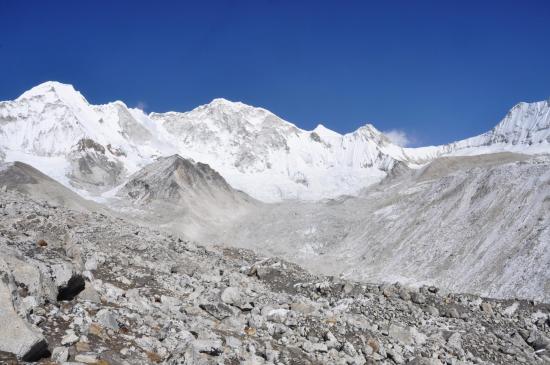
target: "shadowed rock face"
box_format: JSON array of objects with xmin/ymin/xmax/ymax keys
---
[
  {"xmin": 68, "ymin": 138, "xmax": 126, "ymax": 192},
  {"xmin": 0, "ymin": 161, "xmax": 106, "ymax": 213},
  {"xmin": 111, "ymin": 154, "xmax": 258, "ymax": 242},
  {"xmin": 0, "ymin": 162, "xmax": 38, "ymax": 186},
  {"xmin": 21, "ymin": 340, "xmax": 50, "ymax": 362},
  {"xmin": 117, "ymin": 155, "xmax": 238, "ymax": 204},
  {"xmin": 56, "ymin": 275, "xmax": 85, "ymax": 301},
  {"xmin": 0, "ymin": 269, "xmax": 50, "ymax": 361},
  {"xmin": 75, "ymin": 138, "xmax": 106, "ymax": 154}
]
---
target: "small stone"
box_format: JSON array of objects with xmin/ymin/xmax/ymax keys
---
[
  {"xmin": 388, "ymin": 324, "xmax": 414, "ymax": 345},
  {"xmin": 502, "ymin": 302, "xmax": 519, "ymax": 317},
  {"xmin": 408, "ymin": 357, "xmax": 443, "ymax": 365},
  {"xmin": 244, "ymin": 326, "xmax": 257, "ymax": 336},
  {"xmin": 387, "ymin": 348, "xmax": 405, "ymax": 364},
  {"xmin": 88, "ymin": 323, "xmax": 105, "ymax": 338},
  {"xmin": 342, "ymin": 341, "xmax": 357, "ymax": 357},
  {"xmin": 411, "ymin": 292, "xmax": 426, "ymax": 304},
  {"xmin": 427, "ymin": 286, "xmax": 439, "ymax": 294},
  {"xmin": 312, "ymin": 343, "xmax": 328, "ymax": 353},
  {"xmin": 300, "ymin": 340, "xmax": 314, "ymax": 353},
  {"xmin": 225, "ymin": 336, "xmax": 242, "ymax": 349},
  {"xmin": 266, "ymin": 308, "xmax": 289, "ymax": 323},
  {"xmin": 447, "ymin": 332, "xmax": 462, "ymax": 351},
  {"xmin": 481, "ymin": 302, "xmax": 494, "ymax": 316},
  {"xmin": 366, "ymin": 338, "xmax": 380, "ymax": 354},
  {"xmin": 342, "ymin": 282, "xmax": 354, "ymax": 294},
  {"xmin": 51, "ymin": 346, "xmax": 69, "ymax": 363},
  {"xmin": 146, "ymin": 351, "xmax": 162, "ymax": 363},
  {"xmin": 399, "ymin": 289, "xmax": 411, "ymax": 301},
  {"xmin": 79, "ymin": 284, "xmax": 101, "ymax": 303},
  {"xmin": 95, "ymin": 309, "xmax": 119, "ymax": 330},
  {"xmin": 425, "ymin": 305, "xmax": 439, "ymax": 317},
  {"xmin": 199, "ymin": 302, "xmax": 234, "ymax": 320},
  {"xmin": 76, "ymin": 341, "xmax": 91, "ymax": 352},
  {"xmin": 61, "ymin": 330, "xmax": 79, "ymax": 346},
  {"xmin": 221, "ymin": 287, "xmax": 241, "ymax": 305},
  {"xmin": 192, "ymin": 339, "xmax": 223, "ymax": 356},
  {"xmin": 290, "ymin": 302, "xmax": 316, "ymax": 315},
  {"xmin": 445, "ymin": 307, "xmax": 460, "ymax": 319},
  {"xmin": 382, "ymin": 285, "xmax": 395, "ymax": 298},
  {"xmin": 74, "ymin": 353, "xmax": 98, "ymax": 364},
  {"xmin": 500, "ymin": 346, "xmax": 517, "ymax": 355}
]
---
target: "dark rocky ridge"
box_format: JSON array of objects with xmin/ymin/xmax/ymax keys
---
[{"xmin": 117, "ymin": 155, "xmax": 236, "ymax": 203}]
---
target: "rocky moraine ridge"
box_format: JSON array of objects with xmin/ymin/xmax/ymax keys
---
[{"xmin": 0, "ymin": 189, "xmax": 549, "ymax": 364}]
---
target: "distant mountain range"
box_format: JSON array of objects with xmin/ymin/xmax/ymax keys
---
[
  {"xmin": 1, "ymin": 82, "xmax": 550, "ymax": 301},
  {"xmin": 1, "ymin": 81, "xmax": 549, "ymax": 202}
]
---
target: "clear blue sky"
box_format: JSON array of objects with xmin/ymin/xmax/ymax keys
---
[{"xmin": 1, "ymin": 0, "xmax": 549, "ymax": 146}]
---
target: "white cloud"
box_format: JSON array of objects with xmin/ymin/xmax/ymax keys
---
[
  {"xmin": 383, "ymin": 129, "xmax": 411, "ymax": 147},
  {"xmin": 135, "ymin": 101, "xmax": 147, "ymax": 111}
]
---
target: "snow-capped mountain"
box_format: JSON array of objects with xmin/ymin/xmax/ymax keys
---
[
  {"xmin": 0, "ymin": 82, "xmax": 175, "ymax": 196},
  {"xmin": 150, "ymin": 99, "xmax": 411, "ymax": 201},
  {"xmin": 1, "ymin": 81, "xmax": 549, "ymax": 202},
  {"xmin": 448, "ymin": 100, "xmax": 550, "ymax": 153}
]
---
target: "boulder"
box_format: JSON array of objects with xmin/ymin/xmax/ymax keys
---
[
  {"xmin": 192, "ymin": 339, "xmax": 224, "ymax": 356},
  {"xmin": 0, "ymin": 270, "xmax": 49, "ymax": 361},
  {"xmin": 95, "ymin": 308, "xmax": 120, "ymax": 330},
  {"xmin": 199, "ymin": 302, "xmax": 234, "ymax": 320},
  {"xmin": 411, "ymin": 292, "xmax": 426, "ymax": 304},
  {"xmin": 388, "ymin": 324, "xmax": 426, "ymax": 346},
  {"xmin": 51, "ymin": 346, "xmax": 69, "ymax": 363},
  {"xmin": 480, "ymin": 302, "xmax": 494, "ymax": 316}
]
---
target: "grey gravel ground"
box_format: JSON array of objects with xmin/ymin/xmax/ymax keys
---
[{"xmin": 0, "ymin": 189, "xmax": 549, "ymax": 364}]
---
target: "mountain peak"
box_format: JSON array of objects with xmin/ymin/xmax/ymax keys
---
[
  {"xmin": 206, "ymin": 98, "xmax": 249, "ymax": 110},
  {"xmin": 16, "ymin": 81, "xmax": 89, "ymax": 106},
  {"xmin": 353, "ymin": 123, "xmax": 384, "ymax": 137},
  {"xmin": 162, "ymin": 154, "xmax": 196, "ymax": 168},
  {"xmin": 312, "ymin": 124, "xmax": 342, "ymax": 139},
  {"xmin": 118, "ymin": 154, "xmax": 237, "ymax": 204},
  {"xmin": 210, "ymin": 97, "xmax": 236, "ymax": 104}
]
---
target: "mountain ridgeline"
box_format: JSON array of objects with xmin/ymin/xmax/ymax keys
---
[
  {"xmin": 0, "ymin": 82, "xmax": 549, "ymax": 303},
  {"xmin": 1, "ymin": 81, "xmax": 549, "ymax": 202}
]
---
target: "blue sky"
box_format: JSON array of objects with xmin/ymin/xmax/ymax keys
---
[{"xmin": 1, "ymin": 0, "xmax": 549, "ymax": 146}]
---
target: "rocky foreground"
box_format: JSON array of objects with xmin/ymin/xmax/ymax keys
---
[{"xmin": 0, "ymin": 190, "xmax": 549, "ymax": 365}]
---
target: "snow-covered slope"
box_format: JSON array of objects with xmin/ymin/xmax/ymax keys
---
[
  {"xmin": 219, "ymin": 153, "xmax": 550, "ymax": 301},
  {"xmin": 150, "ymin": 99, "xmax": 407, "ymax": 201},
  {"xmin": 401, "ymin": 99, "xmax": 550, "ymax": 161},
  {"xmin": 151, "ymin": 97, "xmax": 550, "ymax": 201},
  {"xmin": 1, "ymin": 81, "xmax": 549, "ymax": 202},
  {"xmin": 0, "ymin": 82, "xmax": 175, "ymax": 195}
]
